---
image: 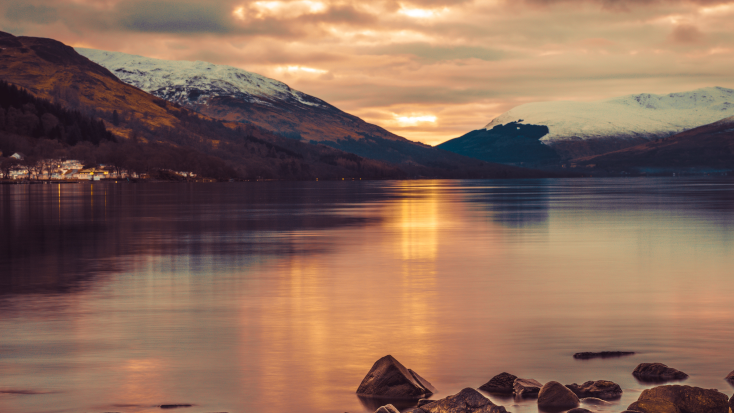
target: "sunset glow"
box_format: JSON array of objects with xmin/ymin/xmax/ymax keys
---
[
  {"xmin": 2, "ymin": 1, "xmax": 734, "ymax": 146},
  {"xmin": 395, "ymin": 114, "xmax": 437, "ymax": 126}
]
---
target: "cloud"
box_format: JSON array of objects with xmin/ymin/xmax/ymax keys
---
[
  {"xmin": 118, "ymin": 1, "xmax": 232, "ymax": 33},
  {"xmin": 367, "ymin": 43, "xmax": 507, "ymax": 62},
  {"xmin": 0, "ymin": 0, "xmax": 733, "ymax": 145},
  {"xmin": 5, "ymin": 4, "xmax": 59, "ymax": 24},
  {"xmin": 670, "ymin": 23, "xmax": 704, "ymax": 43}
]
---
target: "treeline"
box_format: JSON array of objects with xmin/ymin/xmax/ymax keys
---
[{"xmin": 0, "ymin": 80, "xmax": 115, "ymax": 153}]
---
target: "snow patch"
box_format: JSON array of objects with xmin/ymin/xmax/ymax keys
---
[
  {"xmin": 76, "ymin": 48, "xmax": 325, "ymax": 108},
  {"xmin": 486, "ymin": 87, "xmax": 734, "ymax": 142}
]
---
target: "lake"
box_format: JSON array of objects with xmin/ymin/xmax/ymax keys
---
[{"xmin": 1, "ymin": 178, "xmax": 734, "ymax": 413}]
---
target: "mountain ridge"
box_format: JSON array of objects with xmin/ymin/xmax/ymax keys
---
[{"xmin": 439, "ymin": 87, "xmax": 734, "ymax": 164}]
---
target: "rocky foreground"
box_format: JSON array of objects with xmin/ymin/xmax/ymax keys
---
[{"xmin": 357, "ymin": 355, "xmax": 734, "ymax": 413}]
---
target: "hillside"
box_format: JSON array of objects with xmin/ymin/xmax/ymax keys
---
[
  {"xmin": 440, "ymin": 87, "xmax": 734, "ymax": 163},
  {"xmin": 0, "ymin": 31, "xmax": 560, "ymax": 180},
  {"xmin": 76, "ymin": 48, "xmax": 488, "ymax": 166},
  {"xmin": 0, "ymin": 32, "xmax": 405, "ymax": 180},
  {"xmin": 572, "ymin": 115, "xmax": 734, "ymax": 172}
]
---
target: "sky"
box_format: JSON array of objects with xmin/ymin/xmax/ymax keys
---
[{"xmin": 1, "ymin": 0, "xmax": 734, "ymax": 146}]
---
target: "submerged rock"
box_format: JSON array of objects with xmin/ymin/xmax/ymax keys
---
[
  {"xmin": 537, "ymin": 381, "xmax": 579, "ymax": 410},
  {"xmin": 580, "ymin": 397, "xmax": 612, "ymax": 405},
  {"xmin": 374, "ymin": 405, "xmax": 400, "ymax": 413},
  {"xmin": 566, "ymin": 380, "xmax": 623, "ymax": 399},
  {"xmin": 479, "ymin": 373, "xmax": 517, "ymax": 394},
  {"xmin": 567, "ymin": 409, "xmax": 592, "ymax": 413},
  {"xmin": 356, "ymin": 355, "xmax": 436, "ymax": 399},
  {"xmin": 573, "ymin": 351, "xmax": 635, "ymax": 359},
  {"xmin": 628, "ymin": 385, "xmax": 729, "ymax": 413},
  {"xmin": 632, "ymin": 363, "xmax": 688, "ymax": 381},
  {"xmin": 418, "ymin": 388, "xmax": 508, "ymax": 413},
  {"xmin": 514, "ymin": 378, "xmax": 543, "ymax": 397},
  {"xmin": 627, "ymin": 399, "xmax": 681, "ymax": 413}
]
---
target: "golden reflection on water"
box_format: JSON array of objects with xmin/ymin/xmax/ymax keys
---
[
  {"xmin": 254, "ymin": 182, "xmax": 447, "ymax": 410},
  {"xmin": 392, "ymin": 184, "xmax": 439, "ymax": 354}
]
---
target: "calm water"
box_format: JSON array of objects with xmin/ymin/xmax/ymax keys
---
[{"xmin": 1, "ymin": 179, "xmax": 734, "ymax": 413}]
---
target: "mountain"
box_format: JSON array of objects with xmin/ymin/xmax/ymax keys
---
[
  {"xmin": 75, "ymin": 48, "xmax": 464, "ymax": 166},
  {"xmin": 439, "ymin": 87, "xmax": 734, "ymax": 165},
  {"xmin": 1, "ymin": 31, "xmax": 559, "ymax": 180},
  {"xmin": 0, "ymin": 31, "xmax": 406, "ymax": 180},
  {"xmin": 572, "ymin": 115, "xmax": 734, "ymax": 172}
]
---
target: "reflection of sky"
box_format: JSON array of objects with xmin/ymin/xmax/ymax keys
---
[{"xmin": 2, "ymin": 179, "xmax": 734, "ymax": 413}]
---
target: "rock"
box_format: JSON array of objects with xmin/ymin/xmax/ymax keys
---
[
  {"xmin": 726, "ymin": 370, "xmax": 734, "ymax": 381},
  {"xmin": 630, "ymin": 385, "xmax": 729, "ymax": 413},
  {"xmin": 573, "ymin": 351, "xmax": 635, "ymax": 359},
  {"xmin": 404, "ymin": 409, "xmax": 425, "ymax": 413},
  {"xmin": 537, "ymin": 381, "xmax": 580, "ymax": 410},
  {"xmin": 632, "ymin": 363, "xmax": 688, "ymax": 381},
  {"xmin": 627, "ymin": 399, "xmax": 681, "ymax": 413},
  {"xmin": 356, "ymin": 355, "xmax": 436, "ymax": 399},
  {"xmin": 374, "ymin": 405, "xmax": 400, "ymax": 413},
  {"xmin": 479, "ymin": 372, "xmax": 517, "ymax": 394},
  {"xmin": 159, "ymin": 405, "xmax": 193, "ymax": 409},
  {"xmin": 580, "ymin": 397, "xmax": 612, "ymax": 405},
  {"xmin": 567, "ymin": 409, "xmax": 592, "ymax": 413},
  {"xmin": 417, "ymin": 399, "xmax": 435, "ymax": 407},
  {"xmin": 514, "ymin": 378, "xmax": 543, "ymax": 397},
  {"xmin": 566, "ymin": 380, "xmax": 623, "ymax": 399},
  {"xmin": 418, "ymin": 388, "xmax": 507, "ymax": 413}
]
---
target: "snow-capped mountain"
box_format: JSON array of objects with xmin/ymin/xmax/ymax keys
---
[
  {"xmin": 439, "ymin": 87, "xmax": 734, "ymax": 165},
  {"xmin": 75, "ymin": 48, "xmax": 326, "ymax": 109},
  {"xmin": 76, "ymin": 48, "xmax": 480, "ymax": 167},
  {"xmin": 486, "ymin": 87, "xmax": 734, "ymax": 142}
]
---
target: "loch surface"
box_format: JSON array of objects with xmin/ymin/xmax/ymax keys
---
[{"xmin": 1, "ymin": 178, "xmax": 734, "ymax": 413}]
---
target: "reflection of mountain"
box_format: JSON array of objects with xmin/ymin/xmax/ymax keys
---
[
  {"xmin": 0, "ymin": 183, "xmax": 384, "ymax": 297},
  {"xmin": 465, "ymin": 181, "xmax": 551, "ymax": 228}
]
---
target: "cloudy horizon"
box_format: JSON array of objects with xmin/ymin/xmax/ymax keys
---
[{"xmin": 2, "ymin": 0, "xmax": 733, "ymax": 145}]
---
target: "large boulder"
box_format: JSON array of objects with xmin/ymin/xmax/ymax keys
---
[
  {"xmin": 633, "ymin": 363, "xmax": 688, "ymax": 381},
  {"xmin": 566, "ymin": 380, "xmax": 623, "ymax": 399},
  {"xmin": 537, "ymin": 381, "xmax": 580, "ymax": 410},
  {"xmin": 357, "ymin": 355, "xmax": 436, "ymax": 399},
  {"xmin": 725, "ymin": 370, "xmax": 734, "ymax": 381},
  {"xmin": 479, "ymin": 372, "xmax": 517, "ymax": 394},
  {"xmin": 729, "ymin": 393, "xmax": 733, "ymax": 411},
  {"xmin": 628, "ymin": 385, "xmax": 729, "ymax": 413},
  {"xmin": 514, "ymin": 378, "xmax": 543, "ymax": 397},
  {"xmin": 417, "ymin": 388, "xmax": 508, "ymax": 413},
  {"xmin": 375, "ymin": 405, "xmax": 400, "ymax": 413}
]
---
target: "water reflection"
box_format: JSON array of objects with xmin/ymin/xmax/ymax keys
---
[
  {"xmin": 463, "ymin": 181, "xmax": 551, "ymax": 228},
  {"xmin": 2, "ymin": 179, "xmax": 734, "ymax": 413}
]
